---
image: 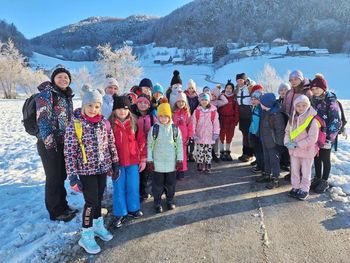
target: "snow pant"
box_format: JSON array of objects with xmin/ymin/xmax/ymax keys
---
[
  {"xmin": 239, "ymin": 118, "xmax": 254, "ymax": 157},
  {"xmin": 262, "ymin": 145, "xmax": 280, "ymax": 179},
  {"xmin": 180, "ymin": 142, "xmax": 188, "ymax": 171},
  {"xmin": 290, "ymin": 156, "xmax": 313, "ymax": 192},
  {"xmin": 187, "ymin": 139, "xmax": 195, "ymax": 158},
  {"xmin": 112, "ymin": 164, "xmax": 140, "ymax": 217},
  {"xmin": 37, "ymin": 140, "xmax": 69, "ymax": 218},
  {"xmin": 249, "ymin": 134, "xmax": 264, "ymax": 171},
  {"xmin": 280, "ymin": 146, "xmax": 290, "ymax": 167},
  {"xmin": 152, "ymin": 171, "xmax": 177, "ymax": 206},
  {"xmin": 139, "ymin": 169, "xmax": 150, "ymax": 197},
  {"xmin": 314, "ymin": 148, "xmax": 331, "ymax": 180},
  {"xmin": 80, "ymin": 174, "xmax": 106, "ymax": 228},
  {"xmin": 195, "ymin": 143, "xmax": 212, "ymax": 164},
  {"xmin": 219, "ymin": 116, "xmax": 236, "ymax": 144}
]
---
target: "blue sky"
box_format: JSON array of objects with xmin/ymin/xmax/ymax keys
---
[{"xmin": 0, "ymin": 0, "xmax": 193, "ymax": 39}]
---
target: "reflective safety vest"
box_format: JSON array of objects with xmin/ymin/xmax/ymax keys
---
[
  {"xmin": 74, "ymin": 119, "xmax": 88, "ymax": 164},
  {"xmin": 290, "ymin": 115, "xmax": 320, "ymax": 141}
]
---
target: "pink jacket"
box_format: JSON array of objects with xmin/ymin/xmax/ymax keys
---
[
  {"xmin": 172, "ymin": 108, "xmax": 193, "ymax": 143},
  {"xmin": 192, "ymin": 105, "xmax": 220, "ymax": 144},
  {"xmin": 284, "ymin": 106, "xmax": 319, "ymax": 159}
]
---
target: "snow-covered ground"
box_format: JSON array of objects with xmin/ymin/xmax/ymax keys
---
[{"xmin": 0, "ymin": 99, "xmax": 349, "ymax": 262}]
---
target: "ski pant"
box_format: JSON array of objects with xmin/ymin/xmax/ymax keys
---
[
  {"xmin": 187, "ymin": 139, "xmax": 195, "ymax": 158},
  {"xmin": 195, "ymin": 143, "xmax": 212, "ymax": 164},
  {"xmin": 80, "ymin": 174, "xmax": 106, "ymax": 228},
  {"xmin": 37, "ymin": 140, "xmax": 68, "ymax": 218},
  {"xmin": 249, "ymin": 134, "xmax": 264, "ymax": 171},
  {"xmin": 239, "ymin": 118, "xmax": 254, "ymax": 157},
  {"xmin": 112, "ymin": 164, "xmax": 140, "ymax": 217},
  {"xmin": 139, "ymin": 169, "xmax": 150, "ymax": 197},
  {"xmin": 219, "ymin": 116, "xmax": 236, "ymax": 144},
  {"xmin": 314, "ymin": 148, "xmax": 331, "ymax": 180},
  {"xmin": 280, "ymin": 146, "xmax": 290, "ymax": 167},
  {"xmin": 152, "ymin": 171, "xmax": 177, "ymax": 206},
  {"xmin": 290, "ymin": 156, "xmax": 313, "ymax": 192},
  {"xmin": 262, "ymin": 145, "xmax": 280, "ymax": 179}
]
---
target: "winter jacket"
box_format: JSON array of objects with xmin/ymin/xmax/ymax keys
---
[
  {"xmin": 36, "ymin": 81, "xmax": 74, "ymax": 150},
  {"xmin": 311, "ymin": 91, "xmax": 342, "ymax": 142},
  {"xmin": 173, "ymin": 108, "xmax": 193, "ymax": 143},
  {"xmin": 249, "ymin": 105, "xmax": 262, "ymax": 136},
  {"xmin": 192, "ymin": 105, "xmax": 220, "ymax": 144},
  {"xmin": 218, "ymin": 93, "xmax": 239, "ymax": 124},
  {"xmin": 147, "ymin": 121, "xmax": 183, "ymax": 173},
  {"xmin": 284, "ymin": 107, "xmax": 319, "ymax": 159},
  {"xmin": 259, "ymin": 104, "xmax": 285, "ymax": 149},
  {"xmin": 102, "ymin": 94, "xmax": 114, "ymax": 119},
  {"xmin": 282, "ymin": 80, "xmax": 312, "ymax": 117},
  {"xmin": 64, "ymin": 109, "xmax": 119, "ymax": 181},
  {"xmin": 113, "ymin": 116, "xmax": 143, "ymax": 166},
  {"xmin": 184, "ymin": 90, "xmax": 199, "ymax": 115},
  {"xmin": 135, "ymin": 112, "xmax": 156, "ymax": 162}
]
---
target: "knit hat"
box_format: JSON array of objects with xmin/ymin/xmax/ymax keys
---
[
  {"xmin": 171, "ymin": 70, "xmax": 182, "ymax": 86},
  {"xmin": 187, "ymin": 79, "xmax": 196, "ymax": 91},
  {"xmin": 293, "ymin": 94, "xmax": 311, "ymax": 108},
  {"xmin": 139, "ymin": 78, "xmax": 153, "ymax": 89},
  {"xmin": 310, "ymin": 73, "xmax": 327, "ymax": 91},
  {"xmin": 260, "ymin": 93, "xmax": 276, "ymax": 108},
  {"xmin": 152, "ymin": 83, "xmax": 164, "ymax": 95},
  {"xmin": 104, "ymin": 77, "xmax": 119, "ymax": 89},
  {"xmin": 136, "ymin": 93, "xmax": 151, "ymax": 106},
  {"xmin": 250, "ymin": 84, "xmax": 264, "ymax": 94},
  {"xmin": 236, "ymin": 73, "xmax": 247, "ymax": 81},
  {"xmin": 51, "ymin": 67, "xmax": 72, "ymax": 84},
  {"xmin": 278, "ymin": 83, "xmax": 291, "ymax": 93},
  {"xmin": 112, "ymin": 95, "xmax": 129, "ymax": 110},
  {"xmin": 81, "ymin": 84, "xmax": 104, "ymax": 107},
  {"xmin": 175, "ymin": 91, "xmax": 188, "ymax": 104},
  {"xmin": 157, "ymin": 97, "xmax": 172, "ymax": 118},
  {"xmin": 199, "ymin": 93, "xmax": 210, "ymax": 102},
  {"xmin": 289, "ymin": 70, "xmax": 304, "ymax": 81},
  {"xmin": 251, "ymin": 90, "xmax": 263, "ymax": 100}
]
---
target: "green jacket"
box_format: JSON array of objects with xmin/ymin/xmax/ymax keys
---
[{"xmin": 147, "ymin": 122, "xmax": 183, "ymax": 173}]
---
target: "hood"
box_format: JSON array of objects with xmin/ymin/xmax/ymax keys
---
[
  {"xmin": 37, "ymin": 81, "xmax": 53, "ymax": 92},
  {"xmin": 291, "ymin": 105, "xmax": 317, "ymax": 128}
]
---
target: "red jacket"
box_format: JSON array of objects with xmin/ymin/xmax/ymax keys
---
[
  {"xmin": 113, "ymin": 118, "xmax": 140, "ymax": 166},
  {"xmin": 218, "ymin": 93, "xmax": 239, "ymax": 126}
]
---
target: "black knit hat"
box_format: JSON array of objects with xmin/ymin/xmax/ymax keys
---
[
  {"xmin": 139, "ymin": 78, "xmax": 153, "ymax": 89},
  {"xmin": 51, "ymin": 67, "xmax": 72, "ymax": 84},
  {"xmin": 171, "ymin": 70, "xmax": 182, "ymax": 86},
  {"xmin": 112, "ymin": 95, "xmax": 129, "ymax": 110},
  {"xmin": 236, "ymin": 73, "xmax": 247, "ymax": 81}
]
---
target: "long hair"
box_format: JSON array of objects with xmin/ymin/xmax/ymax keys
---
[
  {"xmin": 173, "ymin": 100, "xmax": 190, "ymax": 115},
  {"xmin": 109, "ymin": 109, "xmax": 138, "ymax": 133}
]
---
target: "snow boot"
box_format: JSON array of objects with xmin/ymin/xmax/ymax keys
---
[
  {"xmin": 314, "ymin": 179, "xmax": 329, "ymax": 193},
  {"xmin": 225, "ymin": 151, "xmax": 233, "ymax": 161},
  {"xmin": 220, "ymin": 151, "xmax": 227, "ymax": 161},
  {"xmin": 256, "ymin": 172, "xmax": 271, "ymax": 183},
  {"xmin": 93, "ymin": 217, "xmax": 113, "ymax": 242},
  {"xmin": 79, "ymin": 227, "xmax": 101, "ymax": 254},
  {"xmin": 212, "ymin": 149, "xmax": 220, "ymax": 163},
  {"xmin": 266, "ymin": 178, "xmax": 279, "ymax": 189},
  {"xmin": 310, "ymin": 177, "xmax": 321, "ymax": 191}
]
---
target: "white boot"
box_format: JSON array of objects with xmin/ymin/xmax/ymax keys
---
[
  {"xmin": 78, "ymin": 227, "xmax": 101, "ymax": 254},
  {"xmin": 93, "ymin": 217, "xmax": 113, "ymax": 242}
]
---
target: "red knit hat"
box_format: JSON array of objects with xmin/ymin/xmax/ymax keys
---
[
  {"xmin": 250, "ymin": 84, "xmax": 264, "ymax": 94},
  {"xmin": 310, "ymin": 73, "xmax": 327, "ymax": 91}
]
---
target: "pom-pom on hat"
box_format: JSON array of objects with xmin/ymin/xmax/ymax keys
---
[
  {"xmin": 157, "ymin": 97, "xmax": 172, "ymax": 118},
  {"xmin": 139, "ymin": 78, "xmax": 153, "ymax": 89},
  {"xmin": 260, "ymin": 93, "xmax": 276, "ymax": 108},
  {"xmin": 81, "ymin": 84, "xmax": 104, "ymax": 107},
  {"xmin": 199, "ymin": 92, "xmax": 210, "ymax": 102},
  {"xmin": 112, "ymin": 95, "xmax": 130, "ymax": 110},
  {"xmin": 289, "ymin": 70, "xmax": 304, "ymax": 81},
  {"xmin": 51, "ymin": 67, "xmax": 72, "ymax": 84},
  {"xmin": 236, "ymin": 73, "xmax": 247, "ymax": 81},
  {"xmin": 152, "ymin": 83, "xmax": 164, "ymax": 95},
  {"xmin": 310, "ymin": 73, "xmax": 327, "ymax": 91},
  {"xmin": 250, "ymin": 84, "xmax": 264, "ymax": 94},
  {"xmin": 171, "ymin": 70, "xmax": 182, "ymax": 86}
]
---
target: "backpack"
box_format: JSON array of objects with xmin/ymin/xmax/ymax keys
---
[
  {"xmin": 195, "ymin": 109, "xmax": 216, "ymax": 124},
  {"xmin": 22, "ymin": 92, "xmax": 57, "ymax": 137},
  {"xmin": 152, "ymin": 123, "xmax": 178, "ymax": 143},
  {"xmin": 306, "ymin": 115, "xmax": 327, "ymax": 150}
]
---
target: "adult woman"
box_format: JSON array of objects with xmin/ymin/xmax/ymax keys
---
[{"xmin": 36, "ymin": 67, "xmax": 75, "ymax": 222}]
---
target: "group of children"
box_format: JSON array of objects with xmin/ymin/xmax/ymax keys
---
[{"xmin": 57, "ymin": 69, "xmax": 346, "ymax": 255}]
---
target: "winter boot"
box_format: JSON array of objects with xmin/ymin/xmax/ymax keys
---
[
  {"xmin": 256, "ymin": 172, "xmax": 271, "ymax": 183},
  {"xmin": 204, "ymin": 163, "xmax": 211, "ymax": 173},
  {"xmin": 310, "ymin": 177, "xmax": 321, "ymax": 191},
  {"xmin": 93, "ymin": 217, "xmax": 113, "ymax": 242},
  {"xmin": 296, "ymin": 190, "xmax": 309, "ymax": 200},
  {"xmin": 188, "ymin": 153, "xmax": 195, "ymax": 162},
  {"xmin": 79, "ymin": 227, "xmax": 101, "ymax": 254},
  {"xmin": 220, "ymin": 151, "xmax": 227, "ymax": 161},
  {"xmin": 226, "ymin": 151, "xmax": 233, "ymax": 161},
  {"xmin": 266, "ymin": 178, "xmax": 279, "ymax": 189},
  {"xmin": 197, "ymin": 163, "xmax": 204, "ymax": 172},
  {"xmin": 314, "ymin": 179, "xmax": 329, "ymax": 193},
  {"xmin": 288, "ymin": 188, "xmax": 299, "ymax": 198},
  {"xmin": 212, "ymin": 149, "xmax": 220, "ymax": 163}
]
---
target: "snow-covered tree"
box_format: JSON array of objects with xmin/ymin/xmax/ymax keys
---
[
  {"xmin": 256, "ymin": 63, "xmax": 283, "ymax": 93},
  {"xmin": 72, "ymin": 66, "xmax": 97, "ymax": 98},
  {"xmin": 21, "ymin": 68, "xmax": 49, "ymax": 95},
  {"xmin": 96, "ymin": 44, "xmax": 142, "ymax": 93}
]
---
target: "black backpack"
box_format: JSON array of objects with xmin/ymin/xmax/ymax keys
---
[
  {"xmin": 152, "ymin": 123, "xmax": 179, "ymax": 143},
  {"xmin": 22, "ymin": 92, "xmax": 57, "ymax": 137}
]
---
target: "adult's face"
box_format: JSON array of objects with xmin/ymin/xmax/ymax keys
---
[{"xmin": 54, "ymin": 73, "xmax": 70, "ymax": 90}]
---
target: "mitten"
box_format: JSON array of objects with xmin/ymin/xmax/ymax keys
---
[
  {"xmin": 285, "ymin": 141, "xmax": 297, "ymax": 149},
  {"xmin": 112, "ymin": 162, "xmax": 120, "ymax": 181},
  {"xmin": 176, "ymin": 161, "xmax": 183, "ymax": 171},
  {"xmin": 147, "ymin": 161, "xmax": 155, "ymax": 173}
]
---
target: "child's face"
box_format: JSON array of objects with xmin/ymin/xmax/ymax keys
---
[
  {"xmin": 84, "ymin": 102, "xmax": 101, "ymax": 117},
  {"xmin": 141, "ymin": 86, "xmax": 151, "ymax": 96},
  {"xmin": 137, "ymin": 101, "xmax": 149, "ymax": 112},
  {"xmin": 176, "ymin": 100, "xmax": 186, "ymax": 109},
  {"xmin": 289, "ymin": 77, "xmax": 302, "ymax": 88},
  {"xmin": 115, "ymin": 108, "xmax": 129, "ymax": 120},
  {"xmin": 200, "ymin": 100, "xmax": 209, "ymax": 107},
  {"xmin": 311, "ymin": 86, "xmax": 324, "ymax": 97},
  {"xmin": 236, "ymin": 79, "xmax": 245, "ymax": 87},
  {"xmin": 251, "ymin": 97, "xmax": 260, "ymax": 106},
  {"xmin": 295, "ymin": 102, "xmax": 308, "ymax": 115},
  {"xmin": 279, "ymin": 88, "xmax": 288, "ymax": 98},
  {"xmin": 153, "ymin": 92, "xmax": 162, "ymax": 101},
  {"xmin": 187, "ymin": 86, "xmax": 195, "ymax": 93},
  {"xmin": 159, "ymin": 115, "xmax": 170, "ymax": 124},
  {"xmin": 105, "ymin": 85, "xmax": 118, "ymax": 95},
  {"xmin": 225, "ymin": 85, "xmax": 233, "ymax": 93}
]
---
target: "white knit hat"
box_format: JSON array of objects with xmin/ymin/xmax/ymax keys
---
[{"xmin": 104, "ymin": 77, "xmax": 119, "ymax": 89}]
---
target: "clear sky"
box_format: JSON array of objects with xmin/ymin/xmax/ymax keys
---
[{"xmin": 0, "ymin": 0, "xmax": 193, "ymax": 39}]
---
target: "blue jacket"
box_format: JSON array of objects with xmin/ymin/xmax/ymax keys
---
[{"xmin": 249, "ymin": 105, "xmax": 262, "ymax": 136}]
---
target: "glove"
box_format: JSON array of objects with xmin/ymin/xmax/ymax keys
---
[
  {"xmin": 147, "ymin": 161, "xmax": 155, "ymax": 173},
  {"xmin": 212, "ymin": 133, "xmax": 219, "ymax": 141},
  {"xmin": 112, "ymin": 162, "xmax": 120, "ymax": 181},
  {"xmin": 322, "ymin": 140, "xmax": 332, "ymax": 150},
  {"xmin": 176, "ymin": 161, "xmax": 183, "ymax": 171},
  {"xmin": 70, "ymin": 178, "xmax": 83, "ymax": 193},
  {"xmin": 343, "ymin": 127, "xmax": 349, "ymax": 140},
  {"xmin": 285, "ymin": 141, "xmax": 297, "ymax": 149},
  {"xmin": 139, "ymin": 160, "xmax": 146, "ymax": 172}
]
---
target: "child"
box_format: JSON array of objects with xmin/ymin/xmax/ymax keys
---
[
  {"xmin": 151, "ymin": 83, "xmax": 164, "ymax": 117},
  {"xmin": 167, "ymin": 70, "xmax": 183, "ymax": 108},
  {"xmin": 248, "ymin": 90, "xmax": 264, "ymax": 174},
  {"xmin": 284, "ymin": 95, "xmax": 320, "ymax": 200},
  {"xmin": 147, "ymin": 98, "xmax": 183, "ymax": 213},
  {"xmin": 192, "ymin": 93, "xmax": 220, "ymax": 172},
  {"xmin": 218, "ymin": 81, "xmax": 239, "ymax": 161},
  {"xmin": 184, "ymin": 79, "xmax": 199, "ymax": 162},
  {"xmin": 310, "ymin": 74, "xmax": 342, "ymax": 193},
  {"xmin": 277, "ymin": 82, "xmax": 291, "ymax": 106},
  {"xmin": 172, "ymin": 92, "xmax": 193, "ymax": 180},
  {"xmin": 256, "ymin": 93, "xmax": 285, "ymax": 189},
  {"xmin": 110, "ymin": 95, "xmax": 144, "ymax": 228},
  {"xmin": 102, "ymin": 77, "xmax": 119, "ymax": 119},
  {"xmin": 64, "ymin": 84, "xmax": 118, "ymax": 254}
]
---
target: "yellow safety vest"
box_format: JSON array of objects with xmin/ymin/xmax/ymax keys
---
[
  {"xmin": 73, "ymin": 119, "xmax": 88, "ymax": 164},
  {"xmin": 290, "ymin": 115, "xmax": 320, "ymax": 142}
]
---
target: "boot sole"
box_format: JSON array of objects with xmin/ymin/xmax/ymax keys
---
[
  {"xmin": 95, "ymin": 232, "xmax": 113, "ymax": 242},
  {"xmin": 78, "ymin": 239, "xmax": 101, "ymax": 254}
]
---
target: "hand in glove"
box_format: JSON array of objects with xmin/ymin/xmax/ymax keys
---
[
  {"xmin": 285, "ymin": 141, "xmax": 297, "ymax": 149},
  {"xmin": 70, "ymin": 178, "xmax": 83, "ymax": 193},
  {"xmin": 112, "ymin": 162, "xmax": 120, "ymax": 181},
  {"xmin": 212, "ymin": 133, "xmax": 219, "ymax": 141},
  {"xmin": 147, "ymin": 161, "xmax": 155, "ymax": 173},
  {"xmin": 176, "ymin": 161, "xmax": 183, "ymax": 171}
]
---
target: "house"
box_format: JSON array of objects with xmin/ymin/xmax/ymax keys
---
[
  {"xmin": 230, "ymin": 45, "xmax": 262, "ymax": 57},
  {"xmin": 154, "ymin": 55, "xmax": 172, "ymax": 64},
  {"xmin": 172, "ymin": 57, "xmax": 185, "ymax": 64}
]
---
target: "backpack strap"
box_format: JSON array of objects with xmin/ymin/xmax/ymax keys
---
[
  {"xmin": 73, "ymin": 119, "xmax": 88, "ymax": 164},
  {"xmin": 152, "ymin": 123, "xmax": 159, "ymax": 140},
  {"xmin": 172, "ymin": 124, "xmax": 179, "ymax": 143},
  {"xmin": 290, "ymin": 115, "xmax": 315, "ymax": 141}
]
